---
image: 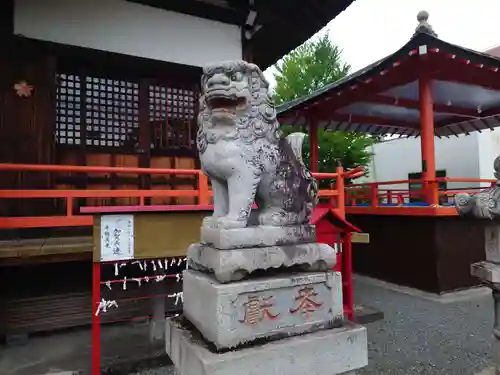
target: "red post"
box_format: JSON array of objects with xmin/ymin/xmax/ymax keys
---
[
  {"xmin": 370, "ymin": 183, "xmax": 378, "ymax": 209},
  {"xmin": 309, "ymin": 121, "xmax": 319, "ymax": 173},
  {"xmin": 198, "ymin": 172, "xmax": 210, "ymax": 205},
  {"xmin": 92, "ymin": 262, "xmax": 101, "ymax": 375},
  {"xmin": 419, "ymin": 74, "xmax": 438, "ymax": 205},
  {"xmin": 342, "ymin": 231, "xmax": 354, "ymax": 321},
  {"xmin": 335, "ymin": 165, "xmax": 345, "ymax": 218}
]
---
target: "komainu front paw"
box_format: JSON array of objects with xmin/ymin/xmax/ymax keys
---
[
  {"xmin": 202, "ymin": 216, "xmax": 217, "ymax": 228},
  {"xmin": 258, "ymin": 208, "xmax": 287, "ymax": 226},
  {"xmin": 215, "ymin": 216, "xmax": 247, "ymax": 229}
]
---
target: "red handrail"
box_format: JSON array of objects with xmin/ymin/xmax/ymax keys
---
[
  {"xmin": 345, "ymin": 177, "xmax": 496, "ymax": 208},
  {"xmin": 0, "ymin": 163, "xmax": 362, "ymax": 229}
]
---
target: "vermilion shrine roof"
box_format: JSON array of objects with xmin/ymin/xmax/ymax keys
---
[
  {"xmin": 310, "ymin": 206, "xmax": 361, "ymax": 233},
  {"xmin": 277, "ymin": 11, "xmax": 500, "ymax": 138}
]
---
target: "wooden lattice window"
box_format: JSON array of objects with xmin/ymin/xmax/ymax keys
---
[
  {"xmin": 56, "ymin": 73, "xmax": 140, "ymax": 151},
  {"xmin": 85, "ymin": 77, "xmax": 139, "ymax": 149},
  {"xmin": 55, "ymin": 73, "xmax": 82, "ymax": 145},
  {"xmin": 149, "ymin": 84, "xmax": 197, "ymax": 151}
]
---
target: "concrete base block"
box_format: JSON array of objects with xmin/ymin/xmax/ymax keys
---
[
  {"xmin": 471, "ymin": 261, "xmax": 500, "ymax": 283},
  {"xmin": 200, "ymin": 224, "xmax": 316, "ymax": 249},
  {"xmin": 165, "ymin": 316, "xmax": 368, "ymax": 375},
  {"xmin": 187, "ymin": 242, "xmax": 337, "ymax": 283},
  {"xmin": 183, "ymin": 269, "xmax": 343, "ymax": 350}
]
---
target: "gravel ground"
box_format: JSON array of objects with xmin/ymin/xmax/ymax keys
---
[
  {"xmin": 131, "ymin": 279, "xmax": 495, "ymax": 375},
  {"xmin": 355, "ymin": 279, "xmax": 494, "ymax": 375}
]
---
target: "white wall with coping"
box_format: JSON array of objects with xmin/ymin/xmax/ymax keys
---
[
  {"xmin": 358, "ymin": 132, "xmax": 497, "ymax": 193},
  {"xmin": 478, "ymin": 130, "xmax": 500, "ymax": 185},
  {"xmin": 14, "ymin": 0, "xmax": 242, "ymax": 67}
]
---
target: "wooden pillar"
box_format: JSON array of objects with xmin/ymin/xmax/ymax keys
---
[
  {"xmin": 138, "ymin": 79, "xmax": 151, "ymax": 200},
  {"xmin": 309, "ymin": 121, "xmax": 319, "ymax": 173},
  {"xmin": 242, "ymin": 29, "xmax": 254, "ymax": 63},
  {"xmin": 418, "ymin": 74, "xmax": 438, "ymax": 205},
  {"xmin": 0, "ymin": 0, "xmax": 13, "ymax": 40}
]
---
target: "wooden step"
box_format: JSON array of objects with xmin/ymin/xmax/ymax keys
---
[{"xmin": 0, "ymin": 236, "xmax": 92, "ymax": 265}]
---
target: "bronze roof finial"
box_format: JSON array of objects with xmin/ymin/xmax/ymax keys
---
[{"xmin": 414, "ymin": 10, "xmax": 437, "ymax": 37}]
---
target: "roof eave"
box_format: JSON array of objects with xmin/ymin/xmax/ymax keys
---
[{"xmin": 276, "ymin": 31, "xmax": 500, "ymax": 137}]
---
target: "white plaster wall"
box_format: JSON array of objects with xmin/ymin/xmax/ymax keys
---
[
  {"xmin": 359, "ymin": 133, "xmax": 481, "ymax": 192},
  {"xmin": 14, "ymin": 0, "xmax": 242, "ymax": 67},
  {"xmin": 478, "ymin": 130, "xmax": 500, "ymax": 185}
]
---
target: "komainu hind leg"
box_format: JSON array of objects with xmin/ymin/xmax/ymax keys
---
[{"xmin": 258, "ymin": 207, "xmax": 300, "ymax": 226}]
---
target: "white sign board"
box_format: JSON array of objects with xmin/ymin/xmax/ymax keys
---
[{"xmin": 100, "ymin": 214, "xmax": 134, "ymax": 262}]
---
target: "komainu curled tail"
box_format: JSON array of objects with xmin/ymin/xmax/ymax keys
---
[{"xmin": 260, "ymin": 132, "xmax": 318, "ymax": 226}]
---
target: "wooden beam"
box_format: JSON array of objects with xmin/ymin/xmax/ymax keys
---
[
  {"xmin": 256, "ymin": 1, "xmax": 313, "ymax": 44},
  {"xmin": 316, "ymin": 112, "xmax": 419, "ymax": 129},
  {"xmin": 0, "ymin": 0, "xmax": 13, "ymax": 38},
  {"xmin": 430, "ymin": 55, "xmax": 500, "ymax": 91},
  {"xmin": 478, "ymin": 106, "xmax": 500, "ymax": 117},
  {"xmin": 433, "ymin": 72, "xmax": 500, "ymax": 91},
  {"xmin": 302, "ymin": 57, "xmax": 422, "ymax": 115},
  {"xmin": 130, "ymin": 0, "xmax": 244, "ymax": 25},
  {"xmin": 366, "ymin": 94, "xmax": 480, "ymax": 118},
  {"xmin": 435, "ymin": 115, "xmax": 487, "ymax": 129}
]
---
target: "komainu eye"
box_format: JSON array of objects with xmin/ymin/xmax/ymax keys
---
[{"xmin": 231, "ymin": 72, "xmax": 242, "ymax": 81}]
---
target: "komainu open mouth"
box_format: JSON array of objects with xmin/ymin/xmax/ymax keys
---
[{"xmin": 207, "ymin": 95, "xmax": 247, "ymax": 112}]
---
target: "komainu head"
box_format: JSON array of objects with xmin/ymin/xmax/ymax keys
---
[{"xmin": 197, "ymin": 60, "xmax": 280, "ymax": 153}]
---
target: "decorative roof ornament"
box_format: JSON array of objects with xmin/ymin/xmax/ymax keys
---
[
  {"xmin": 14, "ymin": 80, "xmax": 34, "ymax": 98},
  {"xmin": 414, "ymin": 10, "xmax": 437, "ymax": 37}
]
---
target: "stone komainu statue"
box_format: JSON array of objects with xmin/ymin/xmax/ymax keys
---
[
  {"xmin": 196, "ymin": 60, "xmax": 318, "ymax": 229},
  {"xmin": 455, "ymin": 155, "xmax": 500, "ymax": 219}
]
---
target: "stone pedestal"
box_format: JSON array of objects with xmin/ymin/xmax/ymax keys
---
[
  {"xmin": 472, "ymin": 262, "xmax": 500, "ymax": 375},
  {"xmin": 183, "ymin": 269, "xmax": 343, "ymax": 350},
  {"xmin": 187, "ymin": 242, "xmax": 337, "ymax": 283},
  {"xmin": 166, "ymin": 316, "xmax": 367, "ymax": 375},
  {"xmin": 471, "ymin": 223, "xmax": 500, "ymax": 375},
  {"xmin": 200, "ymin": 224, "xmax": 316, "ymax": 249},
  {"xmin": 166, "ymin": 221, "xmax": 368, "ymax": 374}
]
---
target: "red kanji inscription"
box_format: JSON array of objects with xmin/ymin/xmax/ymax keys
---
[
  {"xmin": 239, "ymin": 295, "xmax": 280, "ymax": 325},
  {"xmin": 289, "ymin": 286, "xmax": 323, "ymax": 320}
]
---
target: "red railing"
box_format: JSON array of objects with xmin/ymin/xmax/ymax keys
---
[
  {"xmin": 0, "ymin": 163, "xmax": 364, "ymax": 228},
  {"xmin": 346, "ymin": 177, "xmax": 496, "ymax": 208}
]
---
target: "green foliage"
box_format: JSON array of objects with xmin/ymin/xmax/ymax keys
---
[
  {"xmin": 273, "ymin": 32, "xmax": 374, "ymax": 178},
  {"xmin": 280, "ymin": 125, "xmax": 373, "ymax": 186},
  {"xmin": 274, "ymin": 33, "xmax": 350, "ymax": 103}
]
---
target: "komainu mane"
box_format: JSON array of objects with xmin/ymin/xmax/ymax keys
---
[{"xmin": 196, "ymin": 60, "xmax": 318, "ymax": 229}]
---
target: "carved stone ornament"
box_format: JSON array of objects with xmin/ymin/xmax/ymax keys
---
[
  {"xmin": 197, "ymin": 60, "xmax": 318, "ymax": 229},
  {"xmin": 413, "ymin": 10, "xmax": 438, "ymax": 37},
  {"xmin": 455, "ymin": 155, "xmax": 500, "ymax": 219},
  {"xmin": 14, "ymin": 80, "xmax": 34, "ymax": 98}
]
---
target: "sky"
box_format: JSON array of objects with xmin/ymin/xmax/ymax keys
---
[{"xmin": 263, "ymin": 0, "xmax": 500, "ymax": 88}]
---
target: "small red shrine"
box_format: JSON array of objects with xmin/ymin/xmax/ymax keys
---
[{"xmin": 311, "ymin": 205, "xmax": 361, "ymax": 320}]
